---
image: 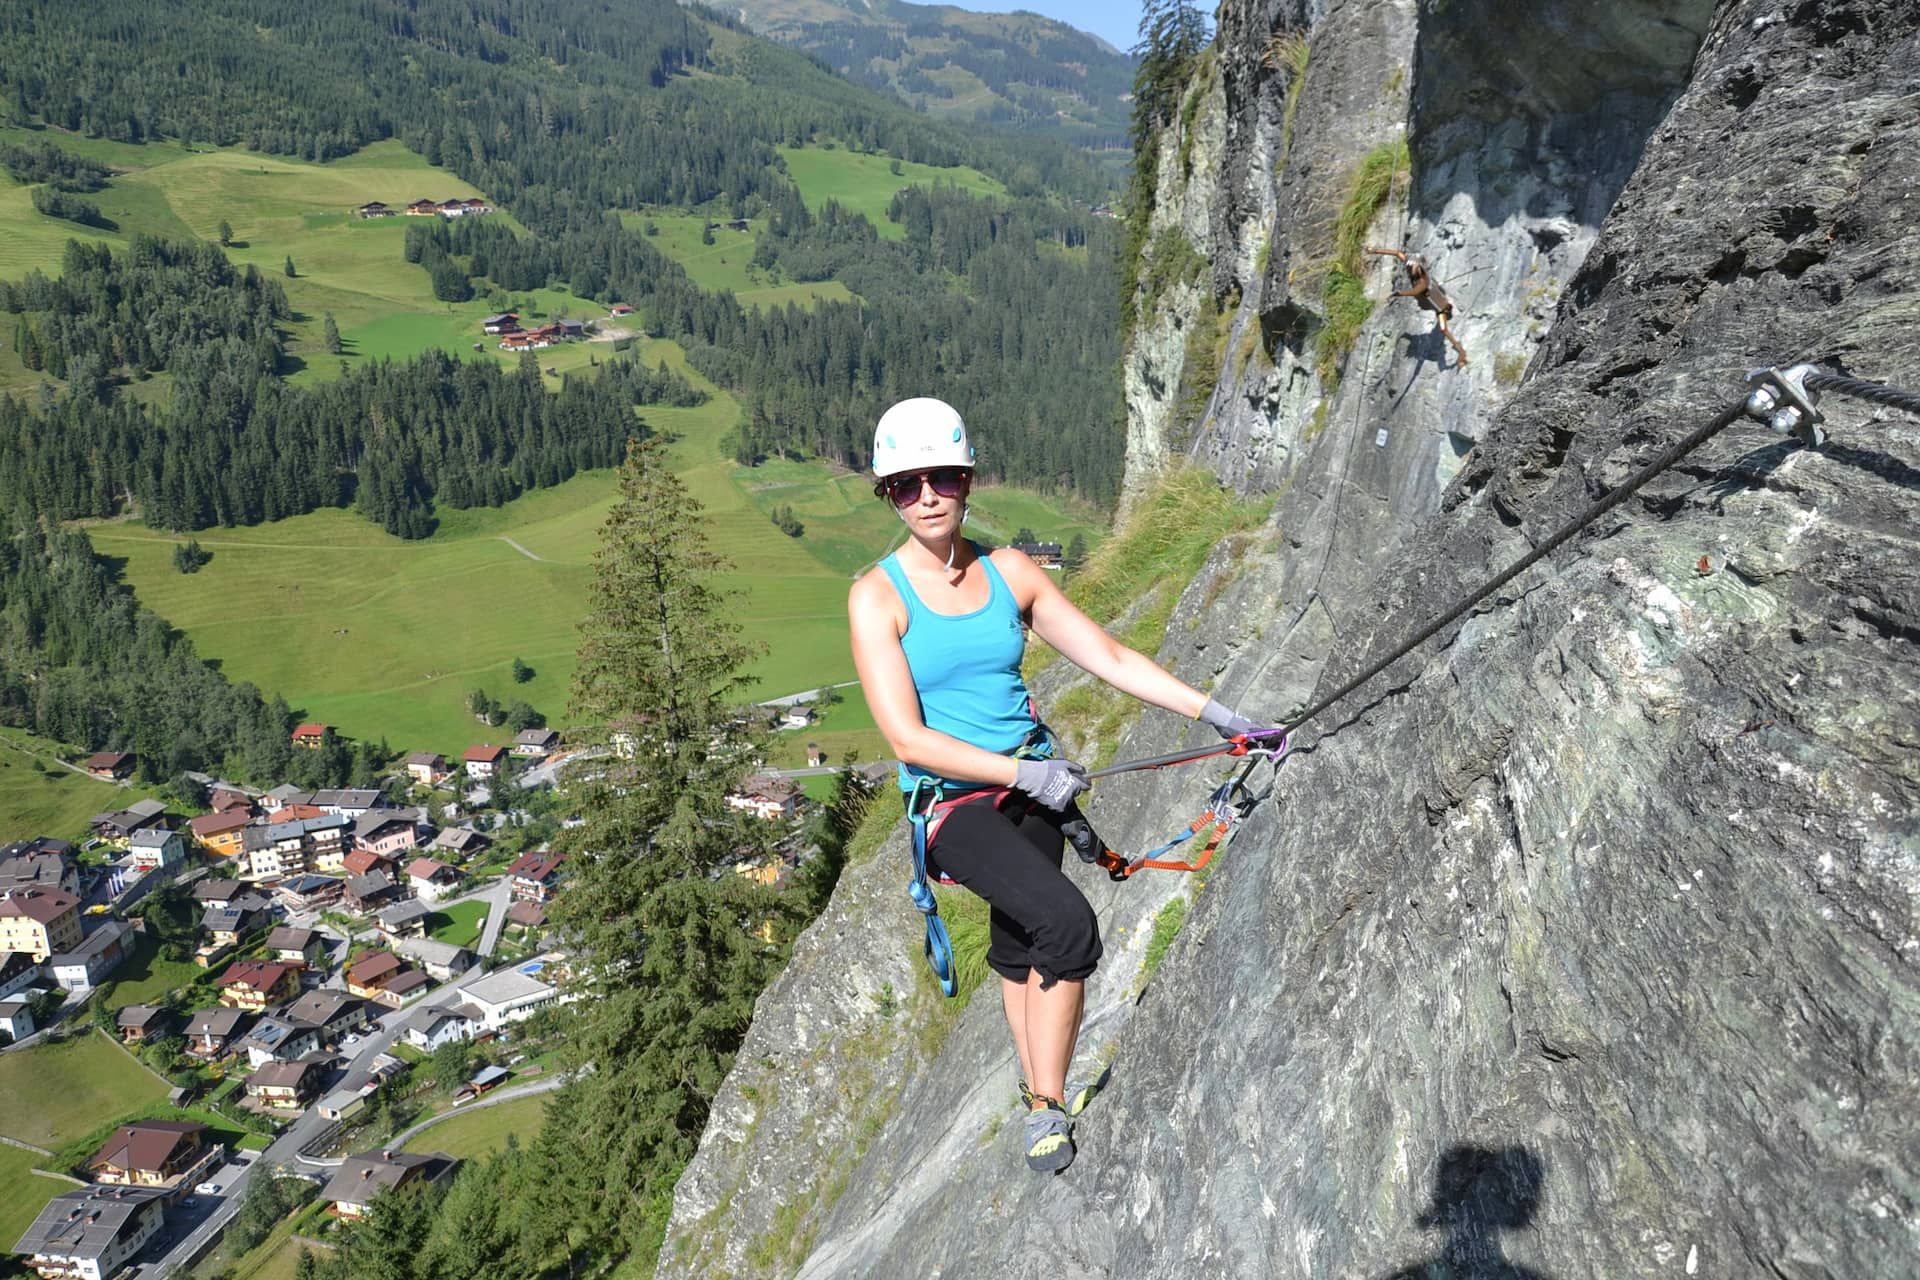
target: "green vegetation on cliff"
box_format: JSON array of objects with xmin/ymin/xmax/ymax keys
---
[{"xmin": 1315, "ymin": 138, "xmax": 1409, "ymax": 385}]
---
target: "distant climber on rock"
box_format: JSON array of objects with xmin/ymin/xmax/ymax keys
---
[
  {"xmin": 1366, "ymin": 245, "xmax": 1470, "ymax": 368},
  {"xmin": 848, "ymin": 395, "xmax": 1259, "ymax": 1176}
]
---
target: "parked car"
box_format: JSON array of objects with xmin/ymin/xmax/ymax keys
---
[{"xmin": 195, "ymin": 1180, "xmax": 223, "ymax": 1196}]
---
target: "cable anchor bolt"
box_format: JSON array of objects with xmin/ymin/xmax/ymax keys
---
[{"xmin": 1743, "ymin": 364, "xmax": 1826, "ymax": 448}]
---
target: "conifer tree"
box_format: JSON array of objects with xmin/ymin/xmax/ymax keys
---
[
  {"xmin": 550, "ymin": 434, "xmax": 801, "ymax": 1263},
  {"xmin": 322, "ymin": 312, "xmax": 341, "ymax": 354}
]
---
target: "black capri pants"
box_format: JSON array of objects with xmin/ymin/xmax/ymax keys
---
[{"xmin": 920, "ymin": 795, "xmax": 1103, "ymax": 988}]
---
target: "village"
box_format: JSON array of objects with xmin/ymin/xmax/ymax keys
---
[{"xmin": 0, "ymin": 702, "xmax": 861, "ymax": 1280}]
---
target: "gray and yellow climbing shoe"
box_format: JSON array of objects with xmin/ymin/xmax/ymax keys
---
[{"xmin": 1024, "ymin": 1101, "xmax": 1075, "ymax": 1173}]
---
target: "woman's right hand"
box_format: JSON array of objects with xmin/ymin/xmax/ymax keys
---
[{"xmin": 1014, "ymin": 758, "xmax": 1090, "ymax": 811}]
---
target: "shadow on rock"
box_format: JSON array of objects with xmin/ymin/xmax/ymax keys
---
[{"xmin": 1377, "ymin": 1144, "xmax": 1553, "ymax": 1280}]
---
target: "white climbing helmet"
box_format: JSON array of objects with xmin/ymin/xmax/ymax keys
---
[{"xmin": 871, "ymin": 397, "xmax": 976, "ymax": 478}]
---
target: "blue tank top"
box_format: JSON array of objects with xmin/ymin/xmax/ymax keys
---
[{"xmin": 880, "ymin": 544, "xmax": 1035, "ymax": 791}]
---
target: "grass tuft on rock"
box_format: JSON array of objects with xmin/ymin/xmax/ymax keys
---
[
  {"xmin": 1028, "ymin": 466, "xmax": 1271, "ymax": 684},
  {"xmin": 1315, "ymin": 138, "xmax": 1410, "ymax": 387}
]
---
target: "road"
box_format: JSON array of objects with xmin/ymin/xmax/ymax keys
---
[
  {"xmin": 471, "ymin": 878, "xmax": 512, "ymax": 958},
  {"xmin": 142, "ymin": 964, "xmax": 507, "ymax": 1275},
  {"xmin": 497, "ymin": 535, "xmax": 543, "ymax": 561},
  {"xmin": 386, "ymin": 1072, "xmax": 570, "ymax": 1149},
  {"xmin": 757, "ymin": 680, "xmax": 860, "ymax": 708}
]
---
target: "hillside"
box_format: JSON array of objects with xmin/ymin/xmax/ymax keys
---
[
  {"xmin": 727, "ymin": 0, "xmax": 1133, "ymax": 156},
  {"xmin": 659, "ymin": 0, "xmax": 1920, "ymax": 1275}
]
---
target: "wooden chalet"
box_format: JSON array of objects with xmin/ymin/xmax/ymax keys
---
[{"xmin": 82, "ymin": 752, "xmax": 135, "ymax": 781}]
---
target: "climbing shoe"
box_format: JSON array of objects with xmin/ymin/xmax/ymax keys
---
[
  {"xmin": 1024, "ymin": 1101, "xmax": 1075, "ymax": 1173},
  {"xmin": 1021, "ymin": 1078, "xmax": 1099, "ymax": 1117}
]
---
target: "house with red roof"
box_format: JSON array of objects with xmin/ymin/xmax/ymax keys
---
[
  {"xmin": 215, "ymin": 960, "xmax": 299, "ymax": 1012},
  {"xmin": 505, "ymin": 850, "xmax": 567, "ymax": 902},
  {"xmin": 406, "ymin": 857, "xmax": 464, "ymax": 901},
  {"xmin": 291, "ymin": 723, "xmax": 330, "ymax": 750},
  {"xmin": 462, "ymin": 745, "xmax": 507, "ymax": 779},
  {"xmin": 82, "ymin": 752, "xmax": 135, "ymax": 780}
]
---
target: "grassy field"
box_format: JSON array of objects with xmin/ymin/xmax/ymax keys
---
[
  {"xmin": 401, "ymin": 1092, "xmax": 548, "ymax": 1159},
  {"xmin": 777, "ymin": 144, "xmax": 1006, "ymax": 240},
  {"xmin": 427, "ymin": 900, "xmax": 490, "ymax": 949},
  {"xmin": 190, "ymin": 1201, "xmax": 334, "ymax": 1280},
  {"xmin": 0, "ymin": 1143, "xmax": 72, "ymax": 1263},
  {"xmin": 97, "ymin": 932, "xmax": 206, "ymax": 1011},
  {"xmin": 614, "ymin": 210, "xmax": 851, "ymax": 311},
  {"xmin": 95, "ymin": 360, "xmax": 1107, "ymax": 755},
  {"xmin": 0, "ymin": 726, "xmax": 146, "ymax": 840},
  {"xmin": 0, "ymin": 1030, "xmax": 171, "ymax": 1150}
]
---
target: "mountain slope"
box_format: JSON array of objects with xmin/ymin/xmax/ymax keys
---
[{"xmin": 726, "ymin": 0, "xmax": 1134, "ymax": 153}]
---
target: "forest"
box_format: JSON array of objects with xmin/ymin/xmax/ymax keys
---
[{"xmin": 0, "ymin": 0, "xmax": 1112, "ymax": 228}]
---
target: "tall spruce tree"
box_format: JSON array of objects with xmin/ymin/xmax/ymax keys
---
[{"xmin": 549, "ymin": 434, "xmax": 801, "ymax": 1264}]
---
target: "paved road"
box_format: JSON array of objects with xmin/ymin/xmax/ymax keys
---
[
  {"xmin": 472, "ymin": 877, "xmax": 512, "ymax": 958},
  {"xmin": 386, "ymin": 1072, "xmax": 570, "ymax": 1149},
  {"xmin": 757, "ymin": 680, "xmax": 860, "ymax": 708}
]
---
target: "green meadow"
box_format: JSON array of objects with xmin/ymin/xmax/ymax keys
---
[
  {"xmin": 776, "ymin": 144, "xmax": 1006, "ymax": 239},
  {"xmin": 0, "ymin": 726, "xmax": 146, "ymax": 839},
  {"xmin": 0, "ymin": 1142, "xmax": 70, "ymax": 1265},
  {"xmin": 614, "ymin": 209, "xmax": 848, "ymax": 311},
  {"xmin": 401, "ymin": 1092, "xmax": 549, "ymax": 1160},
  {"xmin": 99, "ymin": 337, "xmax": 1103, "ymax": 756},
  {"xmin": 0, "ymin": 1030, "xmax": 172, "ymax": 1151}
]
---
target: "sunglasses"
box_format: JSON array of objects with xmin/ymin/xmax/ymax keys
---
[{"xmin": 880, "ymin": 467, "xmax": 970, "ymax": 509}]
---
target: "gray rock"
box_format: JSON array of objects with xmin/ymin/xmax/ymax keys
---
[{"xmin": 661, "ymin": 2, "xmax": 1920, "ymax": 1276}]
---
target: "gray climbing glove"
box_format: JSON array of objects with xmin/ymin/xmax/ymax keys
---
[
  {"xmin": 1014, "ymin": 757, "xmax": 1090, "ymax": 812},
  {"xmin": 1199, "ymin": 698, "xmax": 1259, "ymax": 741}
]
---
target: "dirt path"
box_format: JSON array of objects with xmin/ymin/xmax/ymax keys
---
[{"xmin": 497, "ymin": 536, "xmax": 543, "ymax": 561}]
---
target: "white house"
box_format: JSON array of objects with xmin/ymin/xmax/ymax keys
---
[
  {"xmin": 48, "ymin": 919, "xmax": 132, "ymax": 993},
  {"xmin": 390, "ymin": 936, "xmax": 475, "ymax": 982},
  {"xmin": 459, "ymin": 966, "xmax": 560, "ymax": 1031},
  {"xmin": 0, "ymin": 996, "xmax": 33, "ymax": 1042},
  {"xmin": 13, "ymin": 1184, "xmax": 167, "ymax": 1280},
  {"xmin": 726, "ymin": 775, "xmax": 803, "ymax": 822},
  {"xmin": 402, "ymin": 1003, "xmax": 480, "ymax": 1051},
  {"xmin": 125, "ymin": 828, "xmax": 185, "ymax": 872}
]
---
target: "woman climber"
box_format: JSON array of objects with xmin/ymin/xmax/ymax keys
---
[
  {"xmin": 1367, "ymin": 244, "xmax": 1471, "ymax": 367},
  {"xmin": 847, "ymin": 396, "xmax": 1258, "ymax": 1174}
]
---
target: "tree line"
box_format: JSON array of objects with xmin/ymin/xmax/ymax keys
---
[
  {"xmin": 0, "ymin": 137, "xmax": 111, "ymax": 190},
  {"xmin": 413, "ymin": 189, "xmax": 1124, "ymax": 502},
  {"xmin": 1, "ymin": 237, "xmax": 287, "ymax": 390},
  {"xmin": 0, "ymin": 230, "xmax": 710, "ymax": 537}
]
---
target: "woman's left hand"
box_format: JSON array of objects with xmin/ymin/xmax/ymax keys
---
[{"xmin": 1199, "ymin": 698, "xmax": 1259, "ymax": 740}]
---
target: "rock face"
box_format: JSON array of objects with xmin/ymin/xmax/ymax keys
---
[{"xmin": 660, "ymin": 1, "xmax": 1920, "ymax": 1276}]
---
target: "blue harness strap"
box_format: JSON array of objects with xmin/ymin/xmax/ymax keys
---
[{"xmin": 906, "ymin": 776, "xmax": 959, "ymax": 998}]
